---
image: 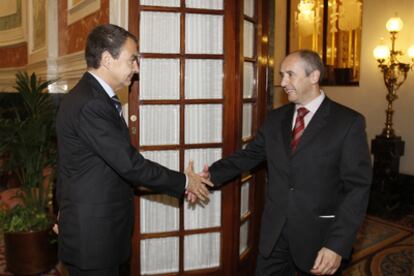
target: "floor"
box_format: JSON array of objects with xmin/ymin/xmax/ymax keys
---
[{"xmin": 1, "ymin": 215, "xmax": 413, "ymax": 275}]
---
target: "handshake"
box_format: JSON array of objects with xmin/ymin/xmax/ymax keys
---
[{"xmin": 184, "ymin": 161, "xmax": 213, "ymax": 203}]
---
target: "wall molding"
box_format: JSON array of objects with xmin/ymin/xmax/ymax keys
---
[
  {"xmin": 68, "ymin": 0, "xmax": 101, "ymax": 25},
  {"xmin": 0, "ymin": 66, "xmax": 24, "ymax": 92},
  {"xmin": 57, "ymin": 50, "xmax": 86, "ymax": 90},
  {"xmin": 0, "ymin": 0, "xmax": 27, "ymax": 47}
]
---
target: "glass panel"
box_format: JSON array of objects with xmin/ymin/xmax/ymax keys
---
[
  {"xmin": 184, "ymin": 148, "xmax": 222, "ymax": 173},
  {"xmin": 140, "ymin": 194, "xmax": 180, "ymax": 233},
  {"xmin": 240, "ymin": 181, "xmax": 250, "ymax": 217},
  {"xmin": 185, "ymin": 59, "xmax": 223, "ymax": 99},
  {"xmin": 141, "ymin": 237, "xmax": 179, "ymax": 274},
  {"xmin": 239, "ymin": 221, "xmax": 249, "ymax": 255},
  {"xmin": 141, "ymin": 0, "xmax": 180, "ymax": 7},
  {"xmin": 243, "ymin": 62, "xmax": 255, "ymax": 98},
  {"xmin": 288, "ymin": 0, "xmax": 362, "ymax": 85},
  {"xmin": 330, "ymin": 0, "xmax": 362, "ymax": 83},
  {"xmin": 141, "ymin": 150, "xmax": 180, "ymax": 171},
  {"xmin": 186, "ymin": 14, "xmax": 223, "ymax": 54},
  {"xmin": 184, "ymin": 232, "xmax": 221, "ymax": 270},
  {"xmin": 184, "ymin": 190, "xmax": 221, "ymax": 230},
  {"xmin": 244, "ymin": 0, "xmax": 254, "ymax": 17},
  {"xmin": 244, "ymin": 20, "xmax": 255, "ymax": 58},
  {"xmin": 140, "ymin": 105, "xmax": 179, "ymax": 145},
  {"xmin": 140, "ymin": 58, "xmax": 180, "ymax": 100},
  {"xmin": 242, "ymin": 103, "xmax": 253, "ymax": 139},
  {"xmin": 186, "ymin": 0, "xmax": 223, "ymax": 9},
  {"xmin": 289, "ymin": 0, "xmax": 323, "ymax": 55},
  {"xmin": 140, "ymin": 12, "xmax": 180, "ymax": 53},
  {"xmin": 185, "ymin": 104, "xmax": 222, "ymax": 144}
]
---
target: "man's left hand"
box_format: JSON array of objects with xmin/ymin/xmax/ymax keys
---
[{"xmin": 310, "ymin": 247, "xmax": 342, "ymax": 275}]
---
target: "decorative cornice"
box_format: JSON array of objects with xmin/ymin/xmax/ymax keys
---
[
  {"xmin": 0, "ymin": 0, "xmax": 27, "ymax": 47},
  {"xmin": 0, "ymin": 51, "xmax": 85, "ymax": 93},
  {"xmin": 0, "ymin": 66, "xmax": 24, "ymax": 92},
  {"xmin": 57, "ymin": 50, "xmax": 86, "ymax": 90}
]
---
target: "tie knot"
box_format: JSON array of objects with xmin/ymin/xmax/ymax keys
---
[
  {"xmin": 297, "ymin": 107, "xmax": 309, "ymax": 118},
  {"xmin": 111, "ymin": 95, "xmax": 123, "ymax": 116},
  {"xmin": 112, "ymin": 95, "xmax": 121, "ymax": 103}
]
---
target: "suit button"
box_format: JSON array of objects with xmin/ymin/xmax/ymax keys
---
[{"xmin": 289, "ymin": 187, "xmax": 294, "ymax": 191}]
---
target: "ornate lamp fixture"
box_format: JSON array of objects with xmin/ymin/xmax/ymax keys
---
[
  {"xmin": 373, "ymin": 16, "xmax": 414, "ymax": 138},
  {"xmin": 369, "ymin": 16, "xmax": 414, "ymax": 217}
]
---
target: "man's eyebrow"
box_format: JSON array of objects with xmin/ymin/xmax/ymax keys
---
[
  {"xmin": 131, "ymin": 53, "xmax": 140, "ymax": 62},
  {"xmin": 279, "ymin": 70, "xmax": 294, "ymax": 76}
]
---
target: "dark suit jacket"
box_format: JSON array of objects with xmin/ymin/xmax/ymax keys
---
[
  {"xmin": 56, "ymin": 72, "xmax": 185, "ymax": 269},
  {"xmin": 209, "ymin": 97, "xmax": 372, "ymax": 272}
]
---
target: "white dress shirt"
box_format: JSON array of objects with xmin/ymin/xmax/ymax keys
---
[{"xmin": 292, "ymin": 91, "xmax": 325, "ymax": 129}]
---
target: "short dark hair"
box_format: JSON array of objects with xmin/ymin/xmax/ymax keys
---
[
  {"xmin": 292, "ymin": 49, "xmax": 325, "ymax": 83},
  {"xmin": 85, "ymin": 24, "xmax": 138, "ymax": 69}
]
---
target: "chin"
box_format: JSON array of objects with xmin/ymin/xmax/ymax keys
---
[{"xmin": 287, "ymin": 95, "xmax": 297, "ymax": 103}]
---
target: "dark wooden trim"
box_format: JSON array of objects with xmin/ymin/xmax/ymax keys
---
[
  {"xmin": 138, "ymin": 53, "xmax": 224, "ymax": 59},
  {"xmin": 322, "ymin": 0, "xmax": 329, "ymax": 65},
  {"xmin": 243, "ymin": 15, "xmax": 256, "ymax": 23},
  {"xmin": 286, "ymin": 0, "xmax": 291, "ymax": 56},
  {"xmin": 138, "ymin": 99, "xmax": 224, "ymax": 105},
  {"xmin": 139, "ymin": 227, "xmax": 222, "ymax": 239},
  {"xmin": 129, "ymin": 1, "xmax": 140, "ymax": 274},
  {"xmin": 220, "ymin": 0, "xmax": 242, "ymax": 274},
  {"xmin": 139, "ymin": 5, "xmax": 225, "ymax": 15}
]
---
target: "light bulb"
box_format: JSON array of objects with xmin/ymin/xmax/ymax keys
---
[
  {"xmin": 386, "ymin": 17, "xmax": 403, "ymax": 33},
  {"xmin": 408, "ymin": 45, "xmax": 414, "ymax": 59},
  {"xmin": 373, "ymin": 45, "xmax": 390, "ymax": 60}
]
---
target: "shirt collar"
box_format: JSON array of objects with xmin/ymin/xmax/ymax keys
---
[
  {"xmin": 88, "ymin": 71, "xmax": 116, "ymax": 98},
  {"xmin": 295, "ymin": 90, "xmax": 325, "ymax": 114}
]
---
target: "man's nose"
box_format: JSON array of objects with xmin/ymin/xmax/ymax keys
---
[
  {"xmin": 280, "ymin": 76, "xmax": 287, "ymax": 87},
  {"xmin": 133, "ymin": 59, "xmax": 139, "ymax": 73}
]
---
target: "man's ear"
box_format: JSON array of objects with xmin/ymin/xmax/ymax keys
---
[
  {"xmin": 309, "ymin": 70, "xmax": 321, "ymax": 84},
  {"xmin": 101, "ymin": 51, "xmax": 112, "ymax": 68}
]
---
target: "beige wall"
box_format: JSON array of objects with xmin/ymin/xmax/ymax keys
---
[{"xmin": 274, "ymin": 0, "xmax": 414, "ymax": 175}]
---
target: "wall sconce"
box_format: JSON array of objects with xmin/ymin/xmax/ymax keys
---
[{"xmin": 373, "ymin": 16, "xmax": 414, "ymax": 138}]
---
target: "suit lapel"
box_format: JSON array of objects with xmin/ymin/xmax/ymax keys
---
[
  {"xmin": 281, "ymin": 104, "xmax": 295, "ymax": 157},
  {"xmin": 85, "ymin": 73, "xmax": 129, "ymax": 130},
  {"xmin": 292, "ymin": 97, "xmax": 331, "ymax": 156}
]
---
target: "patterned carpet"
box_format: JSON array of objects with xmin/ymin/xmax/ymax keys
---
[
  {"xmin": 344, "ymin": 215, "xmax": 414, "ymax": 275},
  {"xmin": 0, "ymin": 215, "xmax": 412, "ymax": 275}
]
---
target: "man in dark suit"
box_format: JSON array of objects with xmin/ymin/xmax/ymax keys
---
[
  {"xmin": 56, "ymin": 24, "xmax": 212, "ymax": 276},
  {"xmin": 199, "ymin": 50, "xmax": 372, "ymax": 275}
]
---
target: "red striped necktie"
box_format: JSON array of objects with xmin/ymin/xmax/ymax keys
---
[{"xmin": 291, "ymin": 107, "xmax": 309, "ymax": 152}]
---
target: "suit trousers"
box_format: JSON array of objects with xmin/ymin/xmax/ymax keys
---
[
  {"xmin": 65, "ymin": 264, "xmax": 119, "ymax": 276},
  {"xmin": 255, "ymin": 224, "xmax": 343, "ymax": 276}
]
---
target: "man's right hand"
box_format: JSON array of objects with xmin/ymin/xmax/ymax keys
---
[
  {"xmin": 187, "ymin": 164, "xmax": 211, "ymax": 203},
  {"xmin": 185, "ymin": 161, "xmax": 213, "ymax": 202}
]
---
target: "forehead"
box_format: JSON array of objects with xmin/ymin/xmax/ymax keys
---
[{"xmin": 280, "ymin": 54, "xmax": 304, "ymax": 71}]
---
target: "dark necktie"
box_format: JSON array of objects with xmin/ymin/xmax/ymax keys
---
[
  {"xmin": 111, "ymin": 95, "xmax": 123, "ymax": 117},
  {"xmin": 291, "ymin": 107, "xmax": 309, "ymax": 152}
]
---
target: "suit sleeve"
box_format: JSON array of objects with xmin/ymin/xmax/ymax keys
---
[
  {"xmin": 323, "ymin": 114, "xmax": 372, "ymax": 258},
  {"xmin": 76, "ymin": 99, "xmax": 186, "ymax": 198},
  {"xmin": 210, "ymin": 123, "xmax": 267, "ymax": 187}
]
